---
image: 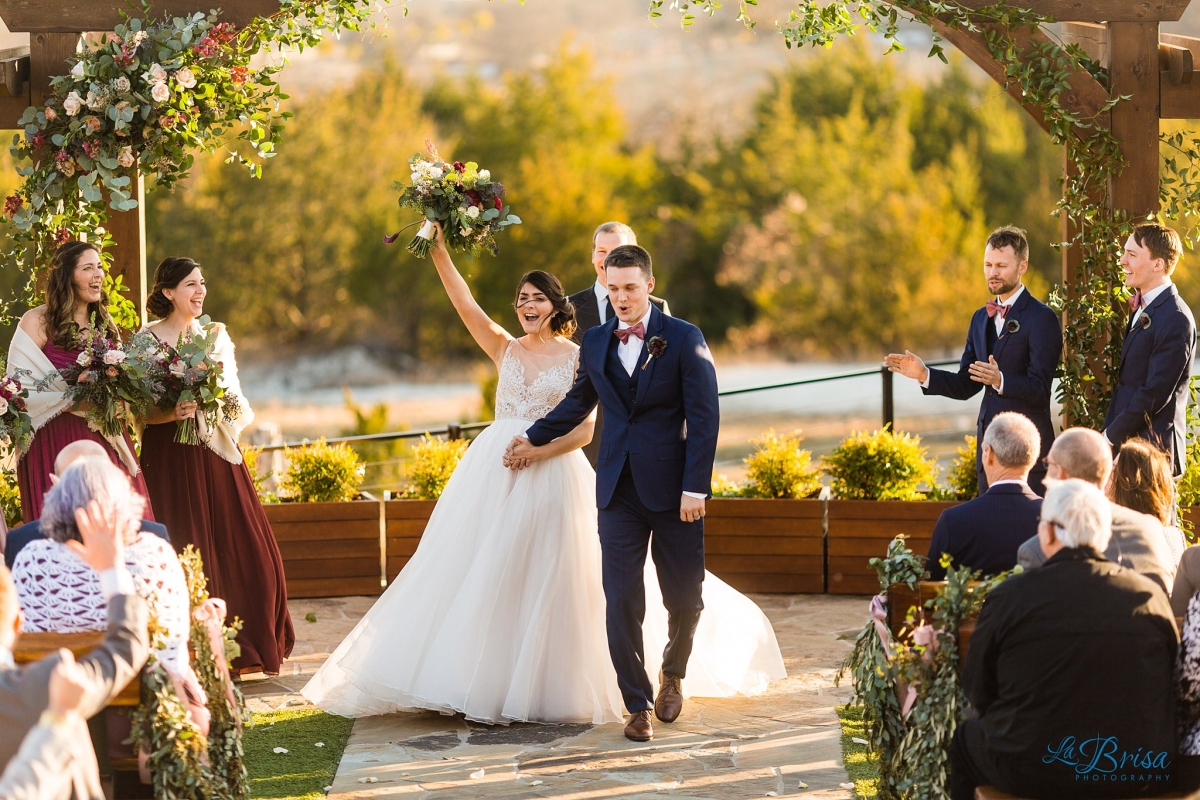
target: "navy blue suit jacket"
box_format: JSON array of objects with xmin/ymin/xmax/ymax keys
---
[
  {"xmin": 1103, "ymin": 283, "xmax": 1196, "ymax": 475},
  {"xmin": 4, "ymin": 519, "xmax": 169, "ymax": 569},
  {"xmin": 925, "ymin": 289, "xmax": 1062, "ymax": 482},
  {"xmin": 525, "ymin": 305, "xmax": 720, "ymax": 512},
  {"xmin": 926, "ymin": 483, "xmax": 1041, "ymax": 581}
]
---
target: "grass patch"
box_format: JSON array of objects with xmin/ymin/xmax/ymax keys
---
[
  {"xmin": 838, "ymin": 704, "xmax": 880, "ymax": 799},
  {"xmin": 245, "ymin": 707, "xmax": 354, "ymax": 799}
]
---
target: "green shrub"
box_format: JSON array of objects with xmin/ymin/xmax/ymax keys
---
[
  {"xmin": 0, "ymin": 469, "xmax": 20, "ymax": 528},
  {"xmin": 281, "ymin": 438, "xmax": 364, "ymax": 503},
  {"xmin": 711, "ymin": 472, "xmax": 748, "ymax": 498},
  {"xmin": 740, "ymin": 429, "xmax": 822, "ymax": 499},
  {"xmin": 401, "ymin": 434, "xmax": 469, "ymax": 500},
  {"xmin": 242, "ymin": 446, "xmax": 279, "ymax": 505},
  {"xmin": 823, "ymin": 428, "xmax": 938, "ymax": 501},
  {"xmin": 944, "ymin": 435, "xmax": 979, "ymax": 502}
]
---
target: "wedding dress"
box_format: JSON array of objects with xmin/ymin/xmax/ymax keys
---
[{"xmin": 302, "ymin": 339, "xmax": 786, "ymax": 724}]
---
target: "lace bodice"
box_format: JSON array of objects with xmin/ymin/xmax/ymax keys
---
[
  {"xmin": 493, "ymin": 340, "xmax": 579, "ymax": 422},
  {"xmin": 13, "ymin": 535, "xmax": 192, "ymax": 673}
]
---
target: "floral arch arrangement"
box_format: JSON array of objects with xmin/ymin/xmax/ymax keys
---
[{"xmin": 1, "ymin": 0, "xmax": 386, "ymax": 323}]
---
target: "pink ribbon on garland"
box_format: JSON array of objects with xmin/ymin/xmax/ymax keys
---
[{"xmin": 194, "ymin": 597, "xmax": 241, "ymax": 730}]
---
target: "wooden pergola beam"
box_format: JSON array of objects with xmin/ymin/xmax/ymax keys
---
[
  {"xmin": 0, "ymin": 0, "xmax": 281, "ymax": 32},
  {"xmin": 953, "ymin": 0, "xmax": 1190, "ymax": 22}
]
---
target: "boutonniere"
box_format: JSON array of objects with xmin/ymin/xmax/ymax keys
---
[
  {"xmin": 1005, "ymin": 319, "xmax": 1020, "ymax": 335},
  {"xmin": 1139, "ymin": 313, "xmax": 1152, "ymax": 330},
  {"xmin": 643, "ymin": 336, "xmax": 667, "ymax": 370}
]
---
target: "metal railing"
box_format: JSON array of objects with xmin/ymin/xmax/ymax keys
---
[{"xmin": 257, "ymin": 358, "xmax": 963, "ymax": 452}]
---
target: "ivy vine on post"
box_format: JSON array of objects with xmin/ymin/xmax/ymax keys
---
[{"xmin": 1, "ymin": 0, "xmax": 387, "ymax": 327}]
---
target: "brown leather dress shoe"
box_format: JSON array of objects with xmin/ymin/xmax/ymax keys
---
[
  {"xmin": 655, "ymin": 675, "xmax": 683, "ymax": 723},
  {"xmin": 624, "ymin": 710, "xmax": 653, "ymax": 741}
]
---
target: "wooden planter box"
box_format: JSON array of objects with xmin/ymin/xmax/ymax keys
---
[
  {"xmin": 385, "ymin": 500, "xmax": 437, "ymax": 582},
  {"xmin": 266, "ymin": 499, "xmax": 383, "ymax": 599},
  {"xmin": 826, "ymin": 500, "xmax": 959, "ymax": 595},
  {"xmin": 704, "ymin": 498, "xmax": 825, "ymax": 593}
]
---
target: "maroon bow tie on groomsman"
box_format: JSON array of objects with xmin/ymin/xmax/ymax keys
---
[
  {"xmin": 1129, "ymin": 291, "xmax": 1146, "ymax": 312},
  {"xmin": 614, "ymin": 322, "xmax": 646, "ymax": 344},
  {"xmin": 985, "ymin": 300, "xmax": 1010, "ymax": 319}
]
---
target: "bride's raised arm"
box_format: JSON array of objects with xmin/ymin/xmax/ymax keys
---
[{"xmin": 429, "ymin": 222, "xmax": 512, "ymax": 365}]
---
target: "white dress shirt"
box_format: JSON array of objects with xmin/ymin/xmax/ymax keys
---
[
  {"xmin": 615, "ymin": 306, "xmax": 653, "ymax": 376},
  {"xmin": 593, "ymin": 279, "xmax": 610, "ymax": 326},
  {"xmin": 987, "ymin": 479, "xmax": 1029, "ymax": 489},
  {"xmin": 1131, "ymin": 279, "xmax": 1171, "ymax": 328}
]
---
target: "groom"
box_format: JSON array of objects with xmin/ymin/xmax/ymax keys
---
[{"xmin": 509, "ymin": 244, "xmax": 720, "ymax": 742}]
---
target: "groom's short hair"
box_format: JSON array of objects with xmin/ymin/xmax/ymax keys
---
[{"xmin": 605, "ymin": 245, "xmax": 653, "ymax": 280}]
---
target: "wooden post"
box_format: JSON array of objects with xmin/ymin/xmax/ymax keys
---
[
  {"xmin": 106, "ymin": 172, "xmax": 147, "ymax": 327},
  {"xmin": 27, "ymin": 32, "xmax": 77, "ymax": 102},
  {"xmin": 1108, "ymin": 21, "xmax": 1163, "ymax": 219}
]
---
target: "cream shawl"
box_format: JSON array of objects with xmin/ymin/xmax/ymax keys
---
[{"xmin": 6, "ymin": 325, "xmax": 139, "ymax": 474}]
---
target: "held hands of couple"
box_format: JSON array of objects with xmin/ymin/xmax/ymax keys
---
[{"xmin": 503, "ymin": 436, "xmax": 539, "ymax": 471}]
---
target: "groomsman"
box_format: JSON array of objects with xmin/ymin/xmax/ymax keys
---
[
  {"xmin": 1102, "ymin": 222, "xmax": 1196, "ymax": 475},
  {"xmin": 884, "ymin": 226, "xmax": 1062, "ymax": 495},
  {"xmin": 569, "ymin": 222, "xmax": 670, "ymax": 465}
]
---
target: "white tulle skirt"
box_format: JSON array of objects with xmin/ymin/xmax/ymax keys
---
[{"xmin": 301, "ymin": 418, "xmax": 786, "ymax": 724}]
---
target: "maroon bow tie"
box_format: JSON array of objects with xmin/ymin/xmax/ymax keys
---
[
  {"xmin": 1129, "ymin": 291, "xmax": 1145, "ymax": 312},
  {"xmin": 614, "ymin": 322, "xmax": 645, "ymax": 345},
  {"xmin": 985, "ymin": 300, "xmax": 1009, "ymax": 319}
]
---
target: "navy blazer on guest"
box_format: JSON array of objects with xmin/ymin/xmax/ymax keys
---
[
  {"xmin": 525, "ymin": 304, "xmax": 719, "ymax": 512},
  {"xmin": 1103, "ymin": 283, "xmax": 1196, "ymax": 475},
  {"xmin": 925, "ymin": 288, "xmax": 1062, "ymax": 492},
  {"xmin": 4, "ymin": 518, "xmax": 169, "ymax": 569},
  {"xmin": 926, "ymin": 482, "xmax": 1041, "ymax": 581}
]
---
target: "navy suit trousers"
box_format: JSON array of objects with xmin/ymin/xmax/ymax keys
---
[{"xmin": 599, "ymin": 464, "xmax": 705, "ymax": 713}]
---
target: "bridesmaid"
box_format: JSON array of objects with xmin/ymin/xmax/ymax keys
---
[
  {"xmin": 7, "ymin": 240, "xmax": 155, "ymax": 522},
  {"xmin": 139, "ymin": 256, "xmax": 294, "ymax": 675}
]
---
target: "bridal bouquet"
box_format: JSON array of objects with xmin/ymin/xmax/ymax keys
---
[
  {"xmin": 386, "ymin": 144, "xmax": 521, "ymax": 258},
  {"xmin": 44, "ymin": 326, "xmax": 160, "ymax": 439},
  {"xmin": 136, "ymin": 319, "xmax": 241, "ymax": 446},
  {"xmin": 0, "ymin": 365, "xmax": 34, "ymax": 456}
]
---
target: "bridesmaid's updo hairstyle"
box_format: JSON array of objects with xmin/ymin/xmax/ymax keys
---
[
  {"xmin": 44, "ymin": 240, "xmax": 118, "ymax": 348},
  {"xmin": 147, "ymin": 257, "xmax": 201, "ymax": 319},
  {"xmin": 514, "ymin": 270, "xmax": 576, "ymax": 338}
]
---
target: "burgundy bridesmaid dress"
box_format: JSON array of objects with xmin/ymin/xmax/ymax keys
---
[
  {"xmin": 16, "ymin": 340, "xmax": 156, "ymax": 523},
  {"xmin": 140, "ymin": 422, "xmax": 295, "ymax": 674}
]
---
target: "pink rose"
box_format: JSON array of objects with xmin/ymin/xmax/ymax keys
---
[
  {"xmin": 117, "ymin": 146, "xmax": 135, "ymax": 168},
  {"xmin": 102, "ymin": 349, "xmax": 127, "ymax": 365},
  {"xmin": 912, "ymin": 624, "xmax": 937, "ymax": 648},
  {"xmin": 44, "ymin": 106, "xmax": 57, "ymax": 121},
  {"xmin": 175, "ymin": 67, "xmax": 197, "ymax": 89},
  {"xmin": 150, "ymin": 82, "xmax": 170, "ymax": 103}
]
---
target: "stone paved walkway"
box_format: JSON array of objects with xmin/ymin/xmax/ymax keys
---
[{"xmin": 241, "ymin": 594, "xmax": 867, "ymax": 799}]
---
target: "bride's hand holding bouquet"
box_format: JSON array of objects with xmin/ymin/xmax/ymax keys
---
[{"xmin": 385, "ymin": 143, "xmax": 521, "ymax": 258}]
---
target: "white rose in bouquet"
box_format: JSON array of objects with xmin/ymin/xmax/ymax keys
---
[
  {"xmin": 0, "ymin": 397, "xmax": 10, "ymax": 416},
  {"xmin": 102, "ymin": 350, "xmax": 127, "ymax": 365},
  {"xmin": 466, "ymin": 206, "xmax": 481, "ymax": 219},
  {"xmin": 175, "ymin": 68, "xmax": 197, "ymax": 89},
  {"xmin": 85, "ymin": 90, "xmax": 103, "ymax": 111},
  {"xmin": 118, "ymin": 146, "xmax": 135, "ymax": 168},
  {"xmin": 63, "ymin": 91, "xmax": 83, "ymax": 116},
  {"xmin": 76, "ymin": 351, "xmax": 91, "ymax": 366},
  {"xmin": 151, "ymin": 82, "xmax": 170, "ymax": 103},
  {"xmin": 71, "ymin": 62, "xmax": 85, "ymax": 81},
  {"xmin": 479, "ymin": 169, "xmax": 491, "ymax": 180},
  {"xmin": 114, "ymin": 76, "xmax": 131, "ymax": 93}
]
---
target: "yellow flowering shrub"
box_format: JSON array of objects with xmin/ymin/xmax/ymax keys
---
[
  {"xmin": 401, "ymin": 434, "xmax": 469, "ymax": 500},
  {"xmin": 281, "ymin": 438, "xmax": 364, "ymax": 503}
]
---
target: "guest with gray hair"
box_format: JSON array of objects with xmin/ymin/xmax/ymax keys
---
[
  {"xmin": 951, "ymin": 478, "xmax": 1177, "ymax": 799},
  {"xmin": 926, "ymin": 412, "xmax": 1041, "ymax": 580},
  {"xmin": 1015, "ymin": 427, "xmax": 1175, "ymax": 593},
  {"xmin": 10, "ymin": 458, "xmax": 192, "ymax": 677}
]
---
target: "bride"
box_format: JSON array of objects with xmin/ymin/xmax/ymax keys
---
[{"xmin": 302, "ymin": 224, "xmax": 785, "ymax": 724}]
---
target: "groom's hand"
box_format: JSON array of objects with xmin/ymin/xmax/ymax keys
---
[
  {"xmin": 680, "ymin": 494, "xmax": 705, "ymax": 523},
  {"xmin": 506, "ymin": 436, "xmax": 536, "ymax": 470}
]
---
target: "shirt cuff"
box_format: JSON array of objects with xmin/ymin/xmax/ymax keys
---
[
  {"xmin": 98, "ymin": 566, "xmax": 134, "ymax": 601},
  {"xmin": 1102, "ymin": 431, "xmax": 1113, "ymax": 446},
  {"xmin": 997, "ymin": 372, "xmax": 1005, "ymax": 395},
  {"xmin": 682, "ymin": 491, "xmax": 707, "ymax": 500},
  {"xmin": 920, "ymin": 371, "xmax": 931, "ymax": 389}
]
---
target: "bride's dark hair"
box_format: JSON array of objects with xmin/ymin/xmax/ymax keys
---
[{"xmin": 514, "ymin": 271, "xmax": 576, "ymax": 338}]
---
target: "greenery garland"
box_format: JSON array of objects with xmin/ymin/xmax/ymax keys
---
[
  {"xmin": 1, "ymin": 0, "xmax": 386, "ymax": 325},
  {"xmin": 648, "ymin": 0, "xmax": 1197, "ymax": 428},
  {"xmin": 180, "ymin": 545, "xmax": 249, "ymax": 800}
]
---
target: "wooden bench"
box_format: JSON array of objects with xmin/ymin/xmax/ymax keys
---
[
  {"xmin": 887, "ymin": 581, "xmax": 978, "ymax": 660},
  {"xmin": 13, "ymin": 630, "xmax": 139, "ymax": 705}
]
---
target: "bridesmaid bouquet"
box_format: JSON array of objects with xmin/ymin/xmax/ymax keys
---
[
  {"xmin": 384, "ymin": 142, "xmax": 521, "ymax": 258},
  {"xmin": 0, "ymin": 364, "xmax": 34, "ymax": 456},
  {"xmin": 46, "ymin": 327, "xmax": 160, "ymax": 439},
  {"xmin": 140, "ymin": 318, "xmax": 241, "ymax": 446}
]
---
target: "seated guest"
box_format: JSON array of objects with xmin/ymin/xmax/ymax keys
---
[
  {"xmin": 0, "ymin": 651, "xmax": 102, "ymax": 800},
  {"xmin": 4, "ymin": 440, "xmax": 167, "ymax": 570},
  {"xmin": 926, "ymin": 412, "xmax": 1040, "ymax": 580},
  {"xmin": 0, "ymin": 499, "xmax": 147, "ymax": 797},
  {"xmin": 1109, "ymin": 437, "xmax": 1187, "ymax": 567},
  {"xmin": 11, "ymin": 458, "xmax": 190, "ymax": 676},
  {"xmin": 1017, "ymin": 427, "xmax": 1176, "ymax": 592},
  {"xmin": 953, "ymin": 479, "xmax": 1177, "ymax": 800}
]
